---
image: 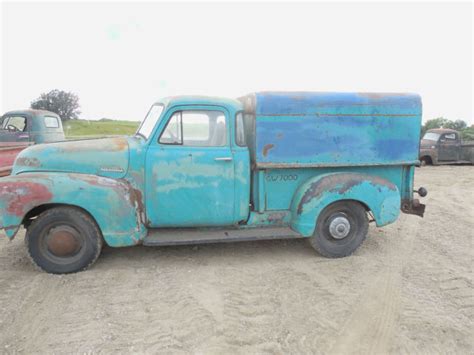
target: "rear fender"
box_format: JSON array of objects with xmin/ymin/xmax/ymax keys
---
[
  {"xmin": 0, "ymin": 173, "xmax": 146, "ymax": 246},
  {"xmin": 290, "ymin": 173, "xmax": 400, "ymax": 236}
]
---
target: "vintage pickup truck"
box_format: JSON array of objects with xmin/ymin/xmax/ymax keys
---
[
  {"xmin": 0, "ymin": 92, "xmax": 427, "ymax": 273},
  {"xmin": 0, "ymin": 109, "xmax": 65, "ymax": 176},
  {"xmin": 419, "ymin": 128, "xmax": 474, "ymax": 165}
]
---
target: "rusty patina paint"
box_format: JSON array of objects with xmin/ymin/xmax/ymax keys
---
[
  {"xmin": 15, "ymin": 157, "xmax": 41, "ymax": 168},
  {"xmin": 297, "ymin": 173, "xmax": 397, "ymax": 215},
  {"xmin": 1, "ymin": 181, "xmax": 53, "ymax": 216},
  {"xmin": 262, "ymin": 144, "xmax": 274, "ymax": 157}
]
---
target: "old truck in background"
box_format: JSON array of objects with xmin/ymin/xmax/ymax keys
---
[
  {"xmin": 419, "ymin": 128, "xmax": 474, "ymax": 165},
  {"xmin": 0, "ymin": 92, "xmax": 427, "ymax": 273},
  {"xmin": 0, "ymin": 110, "xmax": 65, "ymax": 176}
]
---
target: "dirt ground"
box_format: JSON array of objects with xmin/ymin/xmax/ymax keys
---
[{"xmin": 0, "ymin": 166, "xmax": 472, "ymax": 354}]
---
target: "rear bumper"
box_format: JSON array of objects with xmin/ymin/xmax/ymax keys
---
[{"xmin": 401, "ymin": 198, "xmax": 425, "ymax": 217}]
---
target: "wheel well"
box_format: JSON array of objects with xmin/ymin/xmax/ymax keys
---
[
  {"xmin": 420, "ymin": 155, "xmax": 433, "ymax": 164},
  {"xmin": 331, "ymin": 199, "xmax": 374, "ymax": 221},
  {"xmin": 22, "ymin": 204, "xmax": 99, "ymax": 230}
]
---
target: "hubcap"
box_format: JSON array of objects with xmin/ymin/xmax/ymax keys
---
[
  {"xmin": 329, "ymin": 216, "xmax": 351, "ymax": 239},
  {"xmin": 46, "ymin": 226, "xmax": 81, "ymax": 257}
]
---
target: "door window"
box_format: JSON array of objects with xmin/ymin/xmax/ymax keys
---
[
  {"xmin": 2, "ymin": 116, "xmax": 27, "ymax": 132},
  {"xmin": 159, "ymin": 110, "xmax": 227, "ymax": 147},
  {"xmin": 441, "ymin": 133, "xmax": 456, "ymax": 142}
]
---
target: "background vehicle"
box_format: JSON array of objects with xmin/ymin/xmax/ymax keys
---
[
  {"xmin": 420, "ymin": 128, "xmax": 474, "ymax": 165},
  {"xmin": 0, "ymin": 110, "xmax": 65, "ymax": 176},
  {"xmin": 0, "ymin": 92, "xmax": 427, "ymax": 273}
]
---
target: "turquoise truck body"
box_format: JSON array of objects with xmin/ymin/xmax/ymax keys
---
[{"xmin": 0, "ymin": 92, "xmax": 426, "ymax": 272}]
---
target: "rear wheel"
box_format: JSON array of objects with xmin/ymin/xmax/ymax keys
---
[
  {"xmin": 309, "ymin": 201, "xmax": 368, "ymax": 258},
  {"xmin": 25, "ymin": 207, "xmax": 103, "ymax": 274},
  {"xmin": 420, "ymin": 156, "xmax": 432, "ymax": 166}
]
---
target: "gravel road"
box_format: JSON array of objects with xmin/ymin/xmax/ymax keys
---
[{"xmin": 0, "ymin": 166, "xmax": 472, "ymax": 354}]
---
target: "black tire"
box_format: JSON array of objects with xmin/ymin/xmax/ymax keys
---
[
  {"xmin": 309, "ymin": 201, "xmax": 368, "ymax": 258},
  {"xmin": 25, "ymin": 207, "xmax": 103, "ymax": 274}
]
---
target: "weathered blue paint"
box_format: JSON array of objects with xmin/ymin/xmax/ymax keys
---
[
  {"xmin": 251, "ymin": 93, "xmax": 422, "ymax": 166},
  {"xmin": 12, "ymin": 137, "xmax": 131, "ymax": 179},
  {"xmin": 145, "ymin": 103, "xmax": 245, "ymax": 227},
  {"xmin": 254, "ymin": 92, "xmax": 421, "ymax": 116},
  {"xmin": 0, "ymin": 92, "xmax": 425, "ymax": 249}
]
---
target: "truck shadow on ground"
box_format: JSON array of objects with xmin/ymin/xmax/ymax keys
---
[{"xmin": 97, "ymin": 238, "xmax": 327, "ymax": 269}]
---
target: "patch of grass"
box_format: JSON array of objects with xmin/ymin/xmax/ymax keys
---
[{"xmin": 64, "ymin": 119, "xmax": 140, "ymax": 138}]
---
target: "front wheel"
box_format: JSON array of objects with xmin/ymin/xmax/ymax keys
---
[
  {"xmin": 25, "ymin": 207, "xmax": 103, "ymax": 274},
  {"xmin": 309, "ymin": 201, "xmax": 368, "ymax": 258}
]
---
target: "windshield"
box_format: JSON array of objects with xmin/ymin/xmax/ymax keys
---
[
  {"xmin": 423, "ymin": 132, "xmax": 440, "ymax": 141},
  {"xmin": 136, "ymin": 104, "xmax": 164, "ymax": 140}
]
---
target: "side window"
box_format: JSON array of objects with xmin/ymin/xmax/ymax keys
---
[
  {"xmin": 44, "ymin": 116, "xmax": 60, "ymax": 128},
  {"xmin": 443, "ymin": 133, "xmax": 456, "ymax": 141},
  {"xmin": 2, "ymin": 116, "xmax": 27, "ymax": 132},
  {"xmin": 159, "ymin": 110, "xmax": 227, "ymax": 147},
  {"xmin": 235, "ymin": 112, "xmax": 246, "ymax": 146}
]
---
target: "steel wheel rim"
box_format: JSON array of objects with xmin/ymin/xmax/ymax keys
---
[{"xmin": 40, "ymin": 223, "xmax": 86, "ymax": 264}]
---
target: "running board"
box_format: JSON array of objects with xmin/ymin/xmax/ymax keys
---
[{"xmin": 142, "ymin": 227, "xmax": 302, "ymax": 246}]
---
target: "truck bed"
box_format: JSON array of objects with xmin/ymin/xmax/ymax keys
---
[{"xmin": 0, "ymin": 142, "xmax": 32, "ymax": 176}]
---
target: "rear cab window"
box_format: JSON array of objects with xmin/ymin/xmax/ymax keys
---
[
  {"xmin": 235, "ymin": 112, "xmax": 246, "ymax": 146},
  {"xmin": 443, "ymin": 133, "xmax": 456, "ymax": 140},
  {"xmin": 44, "ymin": 116, "xmax": 60, "ymax": 128}
]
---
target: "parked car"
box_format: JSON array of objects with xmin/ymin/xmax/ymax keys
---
[
  {"xmin": 0, "ymin": 109, "xmax": 65, "ymax": 176},
  {"xmin": 0, "ymin": 92, "xmax": 427, "ymax": 273},
  {"xmin": 419, "ymin": 128, "xmax": 474, "ymax": 165}
]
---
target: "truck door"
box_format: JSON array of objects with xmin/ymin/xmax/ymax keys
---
[
  {"xmin": 438, "ymin": 132, "xmax": 459, "ymax": 161},
  {"xmin": 145, "ymin": 107, "xmax": 236, "ymax": 227}
]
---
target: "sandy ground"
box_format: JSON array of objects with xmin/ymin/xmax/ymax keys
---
[{"xmin": 0, "ymin": 166, "xmax": 472, "ymax": 354}]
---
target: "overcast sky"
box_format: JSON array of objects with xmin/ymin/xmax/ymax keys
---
[{"xmin": 1, "ymin": 1, "xmax": 473, "ymax": 123}]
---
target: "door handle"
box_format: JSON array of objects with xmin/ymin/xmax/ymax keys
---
[{"xmin": 215, "ymin": 157, "xmax": 233, "ymax": 161}]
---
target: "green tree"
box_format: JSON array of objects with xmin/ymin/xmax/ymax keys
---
[
  {"xmin": 31, "ymin": 90, "xmax": 81, "ymax": 121},
  {"xmin": 444, "ymin": 119, "xmax": 467, "ymax": 131},
  {"xmin": 421, "ymin": 117, "xmax": 449, "ymax": 136},
  {"xmin": 460, "ymin": 125, "xmax": 474, "ymax": 140},
  {"xmin": 421, "ymin": 117, "xmax": 468, "ymax": 136}
]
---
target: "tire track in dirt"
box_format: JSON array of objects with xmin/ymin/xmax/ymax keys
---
[
  {"xmin": 325, "ymin": 213, "xmax": 421, "ymax": 354},
  {"xmin": 0, "ymin": 166, "xmax": 472, "ymax": 353}
]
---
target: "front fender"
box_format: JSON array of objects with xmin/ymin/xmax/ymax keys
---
[
  {"xmin": 0, "ymin": 173, "xmax": 146, "ymax": 247},
  {"xmin": 290, "ymin": 173, "xmax": 400, "ymax": 236}
]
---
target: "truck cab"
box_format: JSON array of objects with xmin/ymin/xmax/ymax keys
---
[
  {"xmin": 0, "ymin": 109, "xmax": 64, "ymax": 144},
  {"xmin": 0, "ymin": 110, "xmax": 65, "ymax": 177},
  {"xmin": 0, "ymin": 93, "xmax": 427, "ymax": 274}
]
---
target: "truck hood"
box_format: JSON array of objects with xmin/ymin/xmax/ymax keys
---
[{"xmin": 12, "ymin": 137, "xmax": 132, "ymax": 178}]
